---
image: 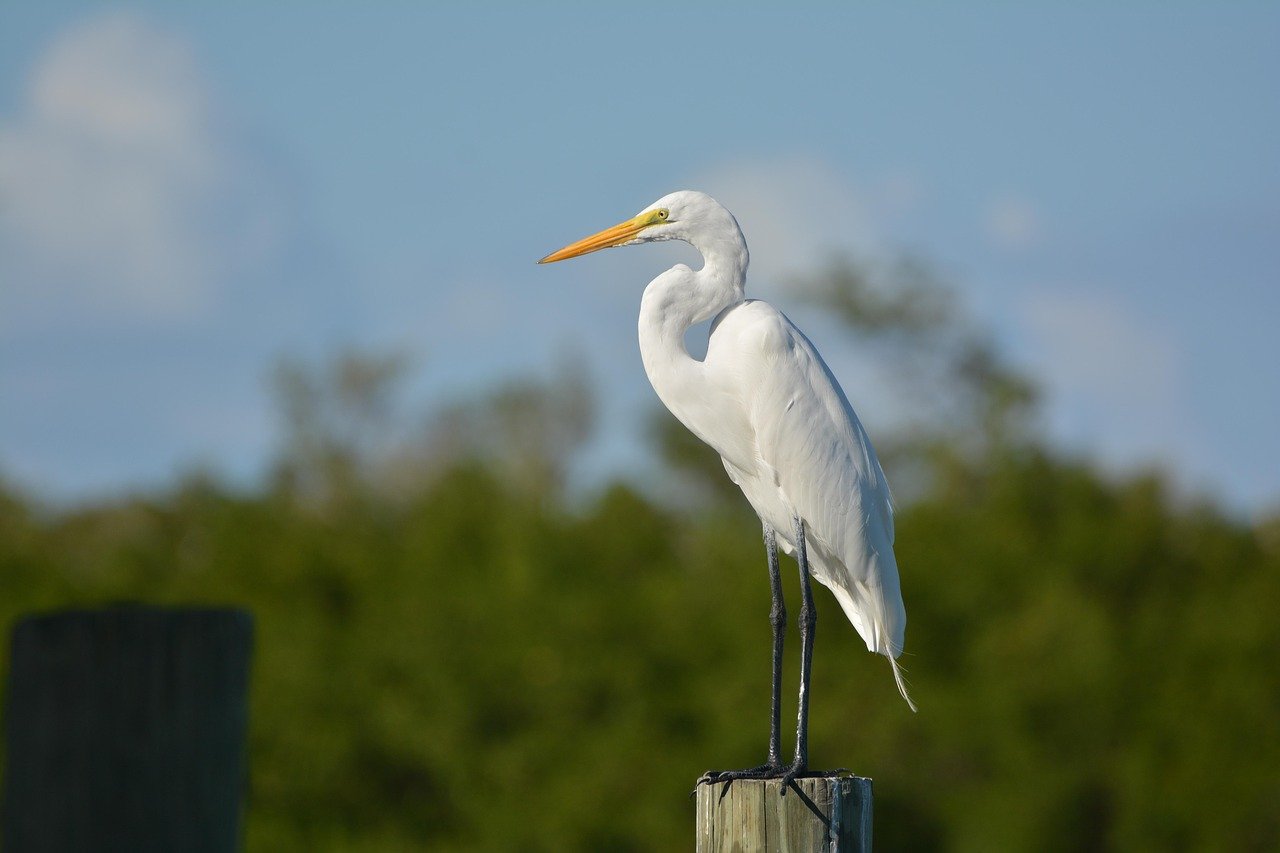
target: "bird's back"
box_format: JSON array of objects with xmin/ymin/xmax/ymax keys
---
[{"xmin": 705, "ymin": 300, "xmax": 908, "ymax": 670}]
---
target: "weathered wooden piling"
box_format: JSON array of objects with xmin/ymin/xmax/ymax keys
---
[
  {"xmin": 2, "ymin": 606, "xmax": 253, "ymax": 853},
  {"xmin": 695, "ymin": 775, "xmax": 872, "ymax": 852}
]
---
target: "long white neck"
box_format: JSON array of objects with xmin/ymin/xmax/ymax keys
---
[{"xmin": 638, "ymin": 230, "xmax": 748, "ymax": 448}]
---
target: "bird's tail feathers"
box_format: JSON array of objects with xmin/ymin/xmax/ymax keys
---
[
  {"xmin": 817, "ymin": 564, "xmax": 916, "ymax": 711},
  {"xmin": 887, "ymin": 652, "xmax": 917, "ymax": 713}
]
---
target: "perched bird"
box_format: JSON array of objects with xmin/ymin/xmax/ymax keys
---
[{"xmin": 540, "ymin": 191, "xmax": 914, "ymax": 789}]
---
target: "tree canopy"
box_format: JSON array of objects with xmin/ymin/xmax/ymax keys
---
[{"xmin": 1, "ymin": 258, "xmax": 1276, "ymax": 851}]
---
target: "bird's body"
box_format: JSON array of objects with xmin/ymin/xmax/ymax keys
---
[
  {"xmin": 697, "ymin": 301, "xmax": 906, "ymax": 663},
  {"xmin": 640, "ymin": 272, "xmax": 908, "ymax": 673},
  {"xmin": 540, "ymin": 190, "xmax": 914, "ymax": 787}
]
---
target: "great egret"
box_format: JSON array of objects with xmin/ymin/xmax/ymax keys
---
[{"xmin": 539, "ymin": 191, "xmax": 914, "ymax": 789}]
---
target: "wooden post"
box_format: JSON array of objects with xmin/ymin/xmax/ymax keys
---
[
  {"xmin": 695, "ymin": 776, "xmax": 872, "ymax": 852},
  {"xmin": 2, "ymin": 606, "xmax": 253, "ymax": 853}
]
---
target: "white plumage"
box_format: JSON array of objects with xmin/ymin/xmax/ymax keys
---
[{"xmin": 541, "ymin": 190, "xmax": 914, "ymax": 779}]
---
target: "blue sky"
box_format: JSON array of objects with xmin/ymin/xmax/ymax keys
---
[{"xmin": 1, "ymin": 4, "xmax": 1277, "ymax": 514}]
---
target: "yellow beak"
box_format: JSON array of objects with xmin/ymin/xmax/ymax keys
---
[{"xmin": 538, "ymin": 213, "xmax": 654, "ymax": 264}]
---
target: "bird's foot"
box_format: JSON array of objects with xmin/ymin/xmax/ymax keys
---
[
  {"xmin": 695, "ymin": 763, "xmax": 849, "ymax": 799},
  {"xmin": 695, "ymin": 763, "xmax": 785, "ymax": 800},
  {"xmin": 778, "ymin": 761, "xmax": 848, "ymax": 796},
  {"xmin": 696, "ymin": 762, "xmax": 849, "ymax": 798},
  {"xmin": 698, "ymin": 763, "xmax": 784, "ymax": 786}
]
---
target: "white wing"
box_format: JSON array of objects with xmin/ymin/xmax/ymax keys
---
[{"xmin": 707, "ymin": 300, "xmax": 914, "ymax": 707}]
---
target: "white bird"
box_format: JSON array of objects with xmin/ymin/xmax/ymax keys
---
[{"xmin": 540, "ymin": 191, "xmax": 914, "ymax": 788}]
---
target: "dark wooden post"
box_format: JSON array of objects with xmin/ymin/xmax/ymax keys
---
[
  {"xmin": 695, "ymin": 776, "xmax": 873, "ymax": 852},
  {"xmin": 2, "ymin": 606, "xmax": 253, "ymax": 853}
]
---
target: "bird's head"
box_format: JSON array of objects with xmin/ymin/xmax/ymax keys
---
[{"xmin": 538, "ymin": 190, "xmax": 742, "ymax": 264}]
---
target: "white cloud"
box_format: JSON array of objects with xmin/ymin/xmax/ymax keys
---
[
  {"xmin": 0, "ymin": 12, "xmax": 338, "ymax": 501},
  {"xmin": 984, "ymin": 194, "xmax": 1042, "ymax": 250},
  {"xmin": 875, "ymin": 171, "xmax": 926, "ymax": 219},
  {"xmin": 0, "ymin": 13, "xmax": 280, "ymax": 329},
  {"xmin": 693, "ymin": 156, "xmax": 878, "ymax": 292},
  {"xmin": 1021, "ymin": 291, "xmax": 1175, "ymax": 403},
  {"xmin": 1018, "ymin": 288, "xmax": 1203, "ymax": 470}
]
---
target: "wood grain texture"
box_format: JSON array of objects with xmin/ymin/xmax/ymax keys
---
[{"xmin": 695, "ymin": 776, "xmax": 872, "ymax": 852}]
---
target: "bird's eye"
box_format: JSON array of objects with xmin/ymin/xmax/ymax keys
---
[{"xmin": 656, "ymin": 209, "xmax": 669, "ymax": 221}]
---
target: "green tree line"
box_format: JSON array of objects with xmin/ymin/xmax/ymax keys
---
[{"xmin": 1, "ymin": 259, "xmax": 1276, "ymax": 850}]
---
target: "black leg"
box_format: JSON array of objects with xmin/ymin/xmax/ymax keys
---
[
  {"xmin": 764, "ymin": 523, "xmax": 785, "ymax": 768},
  {"xmin": 698, "ymin": 517, "xmax": 841, "ymax": 798},
  {"xmin": 695, "ymin": 524, "xmax": 787, "ymax": 791},
  {"xmin": 784, "ymin": 515, "xmax": 816, "ymax": 786}
]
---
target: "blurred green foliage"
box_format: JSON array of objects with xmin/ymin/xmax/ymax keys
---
[{"xmin": 2, "ymin": 260, "xmax": 1278, "ymax": 851}]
